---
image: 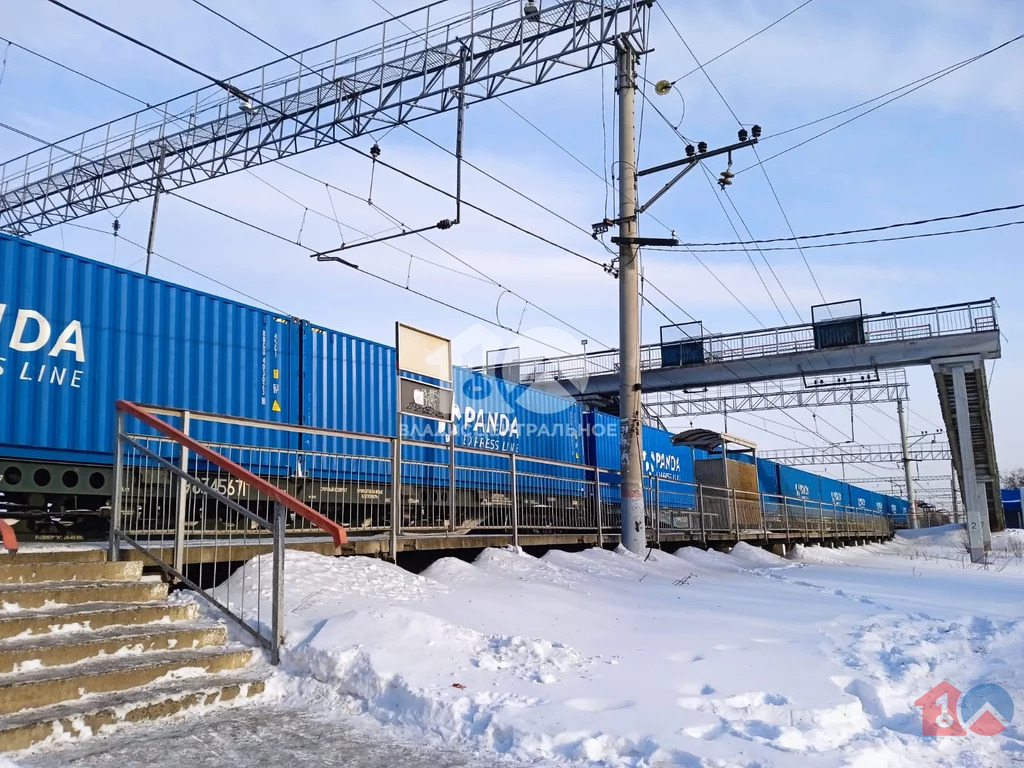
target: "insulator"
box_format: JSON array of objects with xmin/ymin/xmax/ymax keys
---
[
  {"xmin": 685, "ymin": 144, "xmax": 695, "ymax": 157},
  {"xmin": 697, "ymin": 141, "xmax": 708, "ymax": 154},
  {"xmin": 436, "ymin": 218, "xmax": 454, "ymax": 230},
  {"xmin": 738, "ymin": 128, "xmax": 749, "ymax": 142},
  {"xmin": 751, "ymin": 124, "xmax": 762, "ymax": 138},
  {"xmin": 370, "ymin": 143, "xmax": 381, "ymax": 159}
]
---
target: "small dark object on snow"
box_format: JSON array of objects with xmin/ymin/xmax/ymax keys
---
[{"xmin": 452, "ymin": 683, "xmax": 467, "ymax": 689}]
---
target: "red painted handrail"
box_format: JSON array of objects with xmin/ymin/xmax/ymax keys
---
[
  {"xmin": 0, "ymin": 519, "xmax": 18, "ymax": 554},
  {"xmin": 116, "ymin": 400, "xmax": 348, "ymax": 547}
]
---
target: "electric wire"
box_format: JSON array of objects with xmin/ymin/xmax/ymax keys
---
[
  {"xmin": 740, "ymin": 30, "xmax": 1024, "ymax": 172},
  {"xmin": 142, "ymin": 195, "xmax": 640, "ymax": 372},
  {"xmin": 7, "ymin": 18, "xmax": 618, "ymax": 354},
  {"xmin": 43, "ymin": 0, "xmax": 253, "ymax": 100},
  {"xmin": 678, "ymin": 202, "xmax": 1024, "ymax": 247},
  {"xmin": 667, "ymin": 0, "xmax": 818, "ymax": 85},
  {"xmin": 657, "ymin": 2, "xmax": 834, "ymax": 310},
  {"xmin": 654, "ymin": 219, "xmax": 1024, "ymax": 252}
]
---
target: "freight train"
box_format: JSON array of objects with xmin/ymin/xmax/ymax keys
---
[{"xmin": 0, "ymin": 233, "xmax": 907, "ymax": 536}]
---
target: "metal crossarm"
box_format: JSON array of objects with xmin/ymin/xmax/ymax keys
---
[{"xmin": 0, "ymin": 0, "xmax": 648, "ymax": 234}]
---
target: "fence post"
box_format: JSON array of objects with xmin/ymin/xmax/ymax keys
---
[
  {"xmin": 816, "ymin": 500, "xmax": 823, "ymax": 539},
  {"xmin": 390, "ymin": 437, "xmax": 400, "ymax": 563},
  {"xmin": 173, "ymin": 410, "xmax": 191, "ymax": 575},
  {"xmin": 732, "ymin": 489, "xmax": 740, "ymax": 541},
  {"xmin": 654, "ymin": 476, "xmax": 661, "ymax": 547},
  {"xmin": 762, "ymin": 492, "xmax": 770, "ymax": 544},
  {"xmin": 448, "ymin": 434, "xmax": 456, "ymax": 534},
  {"xmin": 595, "ymin": 466, "xmax": 604, "ymax": 549},
  {"xmin": 698, "ymin": 486, "xmax": 707, "ymax": 546},
  {"xmin": 109, "ymin": 409, "xmax": 126, "ymax": 562},
  {"xmin": 510, "ymin": 453, "xmax": 519, "ymax": 550},
  {"xmin": 270, "ymin": 502, "xmax": 286, "ymax": 666}
]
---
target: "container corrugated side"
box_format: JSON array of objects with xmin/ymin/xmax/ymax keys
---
[
  {"xmin": 819, "ymin": 476, "xmax": 851, "ymax": 510},
  {"xmin": 0, "ymin": 234, "xmax": 297, "ymax": 466},
  {"xmin": 301, "ymin": 323, "xmax": 395, "ymax": 482},
  {"xmin": 756, "ymin": 458, "xmax": 781, "ymax": 495},
  {"xmin": 584, "ymin": 410, "xmax": 620, "ymax": 471},
  {"xmin": 850, "ymin": 486, "xmax": 885, "ymax": 515},
  {"xmin": 777, "ymin": 465, "xmax": 822, "ymax": 503},
  {"xmin": 641, "ymin": 425, "xmax": 695, "ymax": 483},
  {"xmin": 453, "ymin": 368, "xmax": 582, "ymax": 463}
]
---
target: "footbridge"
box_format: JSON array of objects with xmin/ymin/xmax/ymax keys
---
[
  {"xmin": 487, "ymin": 298, "xmax": 1004, "ymax": 555},
  {"xmin": 499, "ymin": 300, "xmax": 999, "ymax": 399}
]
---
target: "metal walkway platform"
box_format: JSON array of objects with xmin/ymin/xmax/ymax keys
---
[{"xmin": 499, "ymin": 300, "xmax": 999, "ymax": 402}]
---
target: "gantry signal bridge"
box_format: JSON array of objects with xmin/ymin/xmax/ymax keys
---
[{"xmin": 0, "ymin": 0, "xmax": 647, "ymax": 234}]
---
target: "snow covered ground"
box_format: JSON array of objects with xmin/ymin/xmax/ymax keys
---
[{"xmin": 11, "ymin": 525, "xmax": 1024, "ymax": 767}]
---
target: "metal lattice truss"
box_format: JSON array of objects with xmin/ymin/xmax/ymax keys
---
[
  {"xmin": 642, "ymin": 369, "xmax": 909, "ymax": 419},
  {"xmin": 761, "ymin": 441, "xmax": 952, "ymax": 465},
  {"xmin": 0, "ymin": 0, "xmax": 647, "ymax": 234},
  {"xmin": 845, "ymin": 474, "xmax": 952, "ymax": 485}
]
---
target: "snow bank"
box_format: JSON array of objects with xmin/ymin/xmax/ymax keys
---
[
  {"xmin": 789, "ymin": 544, "xmax": 847, "ymax": 564},
  {"xmin": 728, "ymin": 541, "xmax": 792, "ymax": 568},
  {"xmin": 206, "ymin": 531, "xmax": 1024, "ymax": 767}
]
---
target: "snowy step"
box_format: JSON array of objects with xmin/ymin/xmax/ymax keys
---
[
  {"xmin": 0, "ymin": 601, "xmax": 198, "ymax": 640},
  {"xmin": 0, "ymin": 549, "xmax": 106, "ymax": 566},
  {"xmin": 0, "ymin": 645, "xmax": 256, "ymax": 716},
  {"xmin": 0, "ymin": 560, "xmax": 143, "ymax": 585},
  {"xmin": 0, "ymin": 579, "xmax": 168, "ymax": 610},
  {"xmin": 0, "ymin": 672, "xmax": 265, "ymax": 752},
  {"xmin": 0, "ymin": 621, "xmax": 227, "ymax": 674}
]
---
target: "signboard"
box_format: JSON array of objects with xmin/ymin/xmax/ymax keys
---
[
  {"xmin": 397, "ymin": 323, "xmax": 451, "ymax": 382},
  {"xmin": 399, "ymin": 377, "xmax": 454, "ymax": 421}
]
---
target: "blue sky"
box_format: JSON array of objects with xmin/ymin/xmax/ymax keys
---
[{"xmin": 1, "ymin": 0, "xmax": 1021, "ymax": 504}]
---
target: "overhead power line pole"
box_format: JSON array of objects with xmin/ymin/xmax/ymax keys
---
[
  {"xmin": 616, "ymin": 37, "xmax": 646, "ymax": 554},
  {"xmin": 896, "ymin": 396, "xmax": 918, "ymax": 528}
]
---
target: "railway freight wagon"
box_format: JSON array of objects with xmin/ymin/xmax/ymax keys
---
[
  {"xmin": 582, "ymin": 410, "xmax": 699, "ymax": 526},
  {"xmin": 0, "ymin": 234, "xmax": 303, "ymax": 530},
  {"xmin": 0, "ymin": 234, "xmax": 592, "ymax": 534}
]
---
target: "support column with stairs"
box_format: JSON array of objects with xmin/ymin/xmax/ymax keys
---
[{"xmin": 933, "ymin": 356, "xmax": 1004, "ymax": 561}]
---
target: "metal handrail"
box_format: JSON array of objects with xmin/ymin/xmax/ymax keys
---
[
  {"xmin": 116, "ymin": 400, "xmax": 348, "ymax": 546},
  {"xmin": 506, "ymin": 299, "xmax": 998, "ymax": 381},
  {"xmin": 0, "ymin": 519, "xmax": 18, "ymax": 554}
]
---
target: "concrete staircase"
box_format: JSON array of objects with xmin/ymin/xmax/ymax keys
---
[{"xmin": 0, "ymin": 549, "xmax": 265, "ymax": 752}]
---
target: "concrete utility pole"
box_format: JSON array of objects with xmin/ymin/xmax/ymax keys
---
[
  {"xmin": 896, "ymin": 397, "xmax": 918, "ymax": 529},
  {"xmin": 616, "ymin": 37, "xmax": 646, "ymax": 554}
]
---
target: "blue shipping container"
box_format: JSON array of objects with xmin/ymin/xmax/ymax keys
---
[
  {"xmin": 0, "ymin": 233, "xmax": 297, "ymax": 466},
  {"xmin": 756, "ymin": 458, "xmax": 781, "ymax": 496},
  {"xmin": 583, "ymin": 410, "xmax": 620, "ymax": 471},
  {"xmin": 642, "ymin": 425, "xmax": 695, "ymax": 483},
  {"xmin": 777, "ymin": 465, "xmax": 822, "ymax": 502},
  {"xmin": 820, "ymin": 476, "xmax": 851, "ymax": 510}
]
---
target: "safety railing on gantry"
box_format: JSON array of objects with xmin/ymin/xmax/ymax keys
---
[{"xmin": 505, "ymin": 299, "xmax": 998, "ymax": 383}]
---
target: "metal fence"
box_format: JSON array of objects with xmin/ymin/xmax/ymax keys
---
[
  {"xmin": 110, "ymin": 402, "xmax": 894, "ymax": 655},
  {"xmin": 113, "ymin": 403, "xmax": 891, "ymax": 553}
]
